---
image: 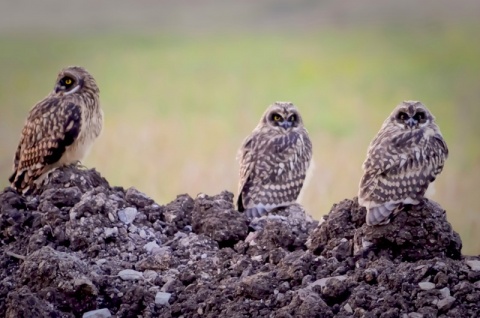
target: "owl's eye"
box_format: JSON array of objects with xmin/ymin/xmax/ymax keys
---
[
  {"xmin": 272, "ymin": 114, "xmax": 282, "ymax": 122},
  {"xmin": 414, "ymin": 111, "xmax": 426, "ymax": 122},
  {"xmin": 397, "ymin": 112, "xmax": 407, "ymax": 121},
  {"xmin": 288, "ymin": 115, "xmax": 296, "ymax": 122},
  {"xmin": 61, "ymin": 76, "xmax": 74, "ymax": 88}
]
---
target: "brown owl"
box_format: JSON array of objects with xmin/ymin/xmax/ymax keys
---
[
  {"xmin": 358, "ymin": 101, "xmax": 448, "ymax": 225},
  {"xmin": 9, "ymin": 66, "xmax": 103, "ymax": 194},
  {"xmin": 237, "ymin": 102, "xmax": 313, "ymax": 218}
]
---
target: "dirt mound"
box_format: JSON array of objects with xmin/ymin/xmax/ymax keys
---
[{"xmin": 0, "ymin": 166, "xmax": 478, "ymax": 317}]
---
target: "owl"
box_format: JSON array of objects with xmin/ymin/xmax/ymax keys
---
[
  {"xmin": 237, "ymin": 102, "xmax": 313, "ymax": 218},
  {"xmin": 9, "ymin": 66, "xmax": 104, "ymax": 194},
  {"xmin": 358, "ymin": 100, "xmax": 448, "ymax": 225}
]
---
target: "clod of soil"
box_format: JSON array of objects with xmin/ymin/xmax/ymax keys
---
[{"xmin": 0, "ymin": 166, "xmax": 478, "ymax": 317}]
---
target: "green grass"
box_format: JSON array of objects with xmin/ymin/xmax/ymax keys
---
[{"xmin": 1, "ymin": 27, "xmax": 479, "ymax": 254}]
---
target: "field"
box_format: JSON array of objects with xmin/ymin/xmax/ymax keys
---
[{"xmin": 0, "ymin": 3, "xmax": 479, "ymax": 254}]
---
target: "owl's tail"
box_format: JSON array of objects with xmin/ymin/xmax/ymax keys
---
[
  {"xmin": 366, "ymin": 203, "xmax": 399, "ymax": 225},
  {"xmin": 245, "ymin": 206, "xmax": 268, "ymax": 219}
]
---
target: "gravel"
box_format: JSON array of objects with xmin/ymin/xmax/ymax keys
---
[{"xmin": 0, "ymin": 165, "xmax": 478, "ymax": 317}]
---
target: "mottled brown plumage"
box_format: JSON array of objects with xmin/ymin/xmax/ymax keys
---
[
  {"xmin": 237, "ymin": 102, "xmax": 312, "ymax": 218},
  {"xmin": 9, "ymin": 66, "xmax": 103, "ymax": 193},
  {"xmin": 358, "ymin": 101, "xmax": 448, "ymax": 225}
]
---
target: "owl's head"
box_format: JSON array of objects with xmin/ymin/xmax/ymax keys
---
[
  {"xmin": 261, "ymin": 102, "xmax": 304, "ymax": 132},
  {"xmin": 54, "ymin": 66, "xmax": 99, "ymax": 97},
  {"xmin": 390, "ymin": 101, "xmax": 434, "ymax": 130}
]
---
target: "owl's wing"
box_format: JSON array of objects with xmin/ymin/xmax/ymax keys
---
[
  {"xmin": 360, "ymin": 129, "xmax": 448, "ymax": 204},
  {"xmin": 9, "ymin": 98, "xmax": 82, "ymax": 192},
  {"xmin": 236, "ymin": 134, "xmax": 256, "ymax": 212},
  {"xmin": 237, "ymin": 130, "xmax": 312, "ymax": 213}
]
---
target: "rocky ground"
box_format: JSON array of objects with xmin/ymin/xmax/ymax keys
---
[{"xmin": 0, "ymin": 166, "xmax": 479, "ymax": 318}]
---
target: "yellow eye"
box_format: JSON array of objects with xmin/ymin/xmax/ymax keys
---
[
  {"xmin": 272, "ymin": 114, "xmax": 282, "ymax": 121},
  {"xmin": 65, "ymin": 79, "xmax": 72, "ymax": 85}
]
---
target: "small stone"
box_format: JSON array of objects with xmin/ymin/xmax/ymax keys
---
[
  {"xmin": 144, "ymin": 270, "xmax": 158, "ymax": 281},
  {"xmin": 144, "ymin": 241, "xmax": 160, "ymax": 253},
  {"xmin": 407, "ymin": 313, "xmax": 423, "ymax": 318},
  {"xmin": 118, "ymin": 269, "xmax": 143, "ymax": 281},
  {"xmin": 466, "ymin": 260, "xmax": 480, "ymax": 271},
  {"xmin": 308, "ymin": 275, "xmax": 347, "ymax": 289},
  {"xmin": 118, "ymin": 207, "xmax": 138, "ymax": 225},
  {"xmin": 95, "ymin": 259, "xmax": 107, "ymax": 265},
  {"xmin": 155, "ymin": 292, "xmax": 172, "ymax": 306},
  {"xmin": 344, "ymin": 303, "xmax": 353, "ymax": 313},
  {"xmin": 82, "ymin": 308, "xmax": 112, "ymax": 318},
  {"xmin": 439, "ymin": 287, "xmax": 450, "ymax": 298},
  {"xmin": 104, "ymin": 227, "xmax": 118, "ymax": 238},
  {"xmin": 251, "ymin": 255, "xmax": 262, "ymax": 262},
  {"xmin": 436, "ymin": 296, "xmax": 455, "ymax": 311},
  {"xmin": 418, "ymin": 282, "xmax": 435, "ymax": 290},
  {"xmin": 364, "ymin": 268, "xmax": 378, "ymax": 283},
  {"xmin": 139, "ymin": 229, "xmax": 147, "ymax": 239}
]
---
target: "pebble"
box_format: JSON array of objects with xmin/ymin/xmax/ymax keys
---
[
  {"xmin": 466, "ymin": 260, "xmax": 480, "ymax": 271},
  {"xmin": 155, "ymin": 292, "xmax": 172, "ymax": 306},
  {"xmin": 82, "ymin": 308, "xmax": 112, "ymax": 318},
  {"xmin": 439, "ymin": 287, "xmax": 450, "ymax": 298},
  {"xmin": 308, "ymin": 275, "xmax": 347, "ymax": 289},
  {"xmin": 144, "ymin": 241, "xmax": 160, "ymax": 253},
  {"xmin": 104, "ymin": 227, "xmax": 118, "ymax": 238},
  {"xmin": 118, "ymin": 269, "xmax": 143, "ymax": 281},
  {"xmin": 418, "ymin": 282, "xmax": 435, "ymax": 290},
  {"xmin": 118, "ymin": 207, "xmax": 138, "ymax": 225},
  {"xmin": 436, "ymin": 296, "xmax": 456, "ymax": 311},
  {"xmin": 144, "ymin": 270, "xmax": 158, "ymax": 281},
  {"xmin": 344, "ymin": 303, "xmax": 353, "ymax": 313}
]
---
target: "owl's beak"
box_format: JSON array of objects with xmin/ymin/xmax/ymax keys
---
[
  {"xmin": 405, "ymin": 117, "xmax": 417, "ymax": 128},
  {"xmin": 279, "ymin": 121, "xmax": 293, "ymax": 129},
  {"xmin": 54, "ymin": 85, "xmax": 64, "ymax": 94}
]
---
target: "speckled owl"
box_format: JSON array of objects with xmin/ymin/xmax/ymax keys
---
[
  {"xmin": 358, "ymin": 101, "xmax": 448, "ymax": 225},
  {"xmin": 9, "ymin": 66, "xmax": 103, "ymax": 194},
  {"xmin": 237, "ymin": 102, "xmax": 313, "ymax": 218}
]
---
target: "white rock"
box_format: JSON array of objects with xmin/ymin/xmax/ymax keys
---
[
  {"xmin": 251, "ymin": 255, "xmax": 262, "ymax": 262},
  {"xmin": 344, "ymin": 303, "xmax": 353, "ymax": 313},
  {"xmin": 95, "ymin": 259, "xmax": 107, "ymax": 265},
  {"xmin": 466, "ymin": 260, "xmax": 480, "ymax": 271},
  {"xmin": 118, "ymin": 207, "xmax": 138, "ymax": 225},
  {"xmin": 418, "ymin": 282, "xmax": 435, "ymax": 290},
  {"xmin": 155, "ymin": 292, "xmax": 172, "ymax": 306},
  {"xmin": 144, "ymin": 241, "xmax": 160, "ymax": 253},
  {"xmin": 439, "ymin": 287, "xmax": 450, "ymax": 298},
  {"xmin": 139, "ymin": 229, "xmax": 147, "ymax": 239},
  {"xmin": 104, "ymin": 227, "xmax": 118, "ymax": 238},
  {"xmin": 82, "ymin": 308, "xmax": 112, "ymax": 318},
  {"xmin": 118, "ymin": 269, "xmax": 143, "ymax": 281},
  {"xmin": 436, "ymin": 296, "xmax": 456, "ymax": 311}
]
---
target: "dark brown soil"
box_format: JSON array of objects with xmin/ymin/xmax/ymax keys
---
[{"xmin": 0, "ymin": 166, "xmax": 478, "ymax": 317}]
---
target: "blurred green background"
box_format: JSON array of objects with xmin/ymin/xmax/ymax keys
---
[{"xmin": 0, "ymin": 0, "xmax": 479, "ymax": 254}]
